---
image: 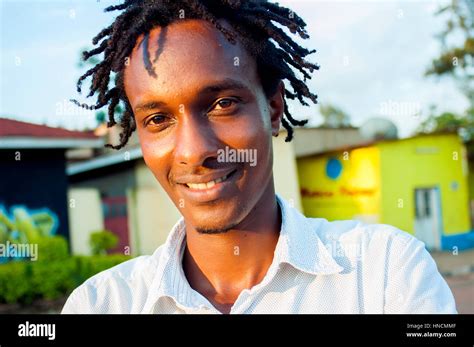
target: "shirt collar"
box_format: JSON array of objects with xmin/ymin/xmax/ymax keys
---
[
  {"xmin": 275, "ymin": 194, "xmax": 344, "ymax": 275},
  {"xmin": 142, "ymin": 194, "xmax": 343, "ymax": 313}
]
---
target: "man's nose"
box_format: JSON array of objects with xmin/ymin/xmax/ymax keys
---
[{"xmin": 174, "ymin": 112, "xmax": 220, "ymax": 167}]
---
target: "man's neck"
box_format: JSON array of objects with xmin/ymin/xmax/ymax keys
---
[{"xmin": 182, "ymin": 184, "xmax": 281, "ymax": 314}]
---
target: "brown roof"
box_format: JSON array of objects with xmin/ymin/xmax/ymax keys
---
[{"xmin": 0, "ymin": 118, "xmax": 98, "ymax": 139}]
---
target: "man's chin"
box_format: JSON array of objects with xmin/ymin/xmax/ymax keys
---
[
  {"xmin": 189, "ymin": 214, "xmax": 242, "ymax": 235},
  {"xmin": 194, "ymin": 224, "xmax": 237, "ymax": 235}
]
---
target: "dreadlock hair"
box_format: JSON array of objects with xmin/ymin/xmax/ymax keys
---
[{"xmin": 73, "ymin": 0, "xmax": 319, "ymax": 149}]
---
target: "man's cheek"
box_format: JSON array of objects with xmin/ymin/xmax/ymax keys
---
[
  {"xmin": 140, "ymin": 136, "xmax": 169, "ymax": 165},
  {"xmin": 141, "ymin": 150, "xmax": 165, "ymax": 181}
]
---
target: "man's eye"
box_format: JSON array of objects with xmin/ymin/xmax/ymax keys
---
[
  {"xmin": 147, "ymin": 114, "xmax": 166, "ymax": 126},
  {"xmin": 213, "ymin": 98, "xmax": 237, "ymax": 110}
]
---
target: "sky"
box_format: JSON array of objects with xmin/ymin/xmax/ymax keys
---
[{"xmin": 0, "ymin": 0, "xmax": 469, "ymax": 137}]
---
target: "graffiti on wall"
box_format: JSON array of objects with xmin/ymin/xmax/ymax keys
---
[{"xmin": 0, "ymin": 205, "xmax": 58, "ymax": 262}]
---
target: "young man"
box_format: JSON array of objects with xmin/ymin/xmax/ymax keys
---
[{"xmin": 62, "ymin": 0, "xmax": 456, "ymax": 314}]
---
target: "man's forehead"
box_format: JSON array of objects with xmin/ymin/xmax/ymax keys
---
[
  {"xmin": 123, "ymin": 19, "xmax": 258, "ymax": 101},
  {"xmin": 126, "ymin": 19, "xmax": 253, "ymax": 73}
]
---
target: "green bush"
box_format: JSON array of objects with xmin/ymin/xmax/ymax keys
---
[
  {"xmin": 89, "ymin": 230, "xmax": 119, "ymax": 255},
  {"xmin": 36, "ymin": 236, "xmax": 69, "ymax": 261},
  {"xmin": 30, "ymin": 259, "xmax": 77, "ymax": 300},
  {"xmin": 0, "ymin": 261, "xmax": 32, "ymax": 303},
  {"xmin": 0, "ymin": 254, "xmax": 130, "ymax": 304}
]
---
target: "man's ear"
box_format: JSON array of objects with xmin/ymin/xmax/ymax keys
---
[{"xmin": 268, "ymin": 81, "xmax": 285, "ymax": 137}]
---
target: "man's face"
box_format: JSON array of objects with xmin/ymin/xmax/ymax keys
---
[{"xmin": 124, "ymin": 19, "xmax": 282, "ymax": 233}]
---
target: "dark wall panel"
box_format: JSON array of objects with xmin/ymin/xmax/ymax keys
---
[{"xmin": 0, "ymin": 149, "xmax": 69, "ymax": 240}]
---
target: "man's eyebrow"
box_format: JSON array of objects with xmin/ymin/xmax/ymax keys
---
[
  {"xmin": 198, "ymin": 79, "xmax": 250, "ymax": 95},
  {"xmin": 133, "ymin": 79, "xmax": 250, "ymax": 112},
  {"xmin": 134, "ymin": 100, "xmax": 167, "ymax": 112}
]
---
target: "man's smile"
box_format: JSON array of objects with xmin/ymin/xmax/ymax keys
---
[
  {"xmin": 175, "ymin": 168, "xmax": 241, "ymax": 203},
  {"xmin": 180, "ymin": 168, "xmax": 238, "ymax": 189}
]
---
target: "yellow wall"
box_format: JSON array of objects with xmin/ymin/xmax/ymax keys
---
[
  {"xmin": 297, "ymin": 134, "xmax": 470, "ymax": 236},
  {"xmin": 379, "ymin": 134, "xmax": 470, "ymax": 235},
  {"xmin": 298, "ymin": 146, "xmax": 381, "ymax": 223}
]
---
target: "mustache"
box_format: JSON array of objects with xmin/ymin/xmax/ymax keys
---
[{"xmin": 169, "ymin": 163, "xmax": 244, "ymax": 185}]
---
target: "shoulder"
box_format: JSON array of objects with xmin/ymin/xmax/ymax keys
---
[
  {"xmin": 311, "ymin": 217, "xmax": 417, "ymax": 252},
  {"xmin": 312, "ymin": 217, "xmax": 431, "ymax": 270},
  {"xmin": 62, "ymin": 246, "xmax": 165, "ymax": 314},
  {"xmin": 309, "ymin": 218, "xmax": 456, "ymax": 313},
  {"xmin": 84, "ymin": 250, "xmax": 160, "ymax": 287}
]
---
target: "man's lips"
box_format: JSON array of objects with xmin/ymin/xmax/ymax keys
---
[
  {"xmin": 174, "ymin": 168, "xmax": 238, "ymax": 188},
  {"xmin": 184, "ymin": 170, "xmax": 237, "ymax": 190},
  {"xmin": 174, "ymin": 168, "xmax": 240, "ymax": 202}
]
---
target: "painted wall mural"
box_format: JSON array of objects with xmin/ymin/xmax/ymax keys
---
[{"xmin": 0, "ymin": 205, "xmax": 58, "ymax": 262}]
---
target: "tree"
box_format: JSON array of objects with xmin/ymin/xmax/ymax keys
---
[
  {"xmin": 417, "ymin": 106, "xmax": 474, "ymax": 142},
  {"xmin": 426, "ymin": 0, "xmax": 474, "ymax": 106},
  {"xmin": 89, "ymin": 230, "xmax": 119, "ymax": 255},
  {"xmin": 319, "ymin": 103, "xmax": 351, "ymax": 128},
  {"xmin": 422, "ymin": 0, "xmax": 474, "ymax": 156}
]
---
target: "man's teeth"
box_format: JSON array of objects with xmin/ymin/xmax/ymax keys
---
[{"xmin": 186, "ymin": 173, "xmax": 229, "ymax": 190}]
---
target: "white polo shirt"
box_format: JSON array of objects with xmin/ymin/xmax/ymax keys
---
[{"xmin": 62, "ymin": 194, "xmax": 456, "ymax": 314}]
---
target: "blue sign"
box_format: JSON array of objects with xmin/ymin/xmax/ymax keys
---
[{"xmin": 326, "ymin": 158, "xmax": 343, "ymax": 180}]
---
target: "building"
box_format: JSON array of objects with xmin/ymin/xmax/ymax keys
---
[
  {"xmin": 0, "ymin": 118, "xmax": 103, "ymax": 241},
  {"xmin": 4, "ymin": 118, "xmax": 471, "ymax": 255},
  {"xmin": 297, "ymin": 132, "xmax": 474, "ymax": 251}
]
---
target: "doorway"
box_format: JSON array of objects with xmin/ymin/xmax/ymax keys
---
[{"xmin": 414, "ymin": 187, "xmax": 442, "ymax": 250}]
